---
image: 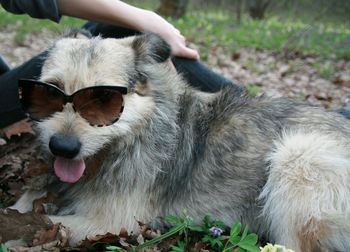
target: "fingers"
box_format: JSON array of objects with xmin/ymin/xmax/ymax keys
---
[
  {"xmin": 175, "ymin": 46, "xmax": 200, "ymax": 60},
  {"xmin": 148, "ymin": 13, "xmax": 199, "ymax": 60},
  {"xmin": 170, "ymin": 34, "xmax": 200, "ymax": 60}
]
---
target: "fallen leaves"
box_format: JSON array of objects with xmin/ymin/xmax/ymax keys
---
[
  {"xmin": 0, "ymin": 119, "xmax": 34, "ymax": 140},
  {"xmin": 32, "ymin": 192, "xmax": 59, "ymax": 215},
  {"xmin": 0, "ymin": 134, "xmax": 47, "ymax": 207},
  {"xmin": 0, "ymin": 208, "xmax": 68, "ymax": 249},
  {"xmin": 207, "ymin": 46, "xmax": 350, "ymax": 110},
  {"xmin": 333, "ymin": 72, "xmax": 350, "ymax": 88},
  {"xmin": 79, "ymin": 232, "xmax": 120, "ymax": 248},
  {"xmin": 0, "ymin": 208, "xmax": 188, "ymax": 252},
  {"xmin": 0, "ymin": 209, "xmax": 125, "ymax": 251}
]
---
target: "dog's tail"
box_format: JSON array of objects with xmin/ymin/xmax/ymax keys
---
[{"xmin": 259, "ymin": 130, "xmax": 350, "ymax": 252}]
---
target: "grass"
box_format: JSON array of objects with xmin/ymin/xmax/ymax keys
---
[
  {"xmin": 312, "ymin": 61, "xmax": 336, "ymax": 80},
  {"xmin": 171, "ymin": 12, "xmax": 350, "ymax": 59},
  {"xmin": 247, "ymin": 84, "xmax": 262, "ymax": 97},
  {"xmin": 0, "ymin": 8, "xmax": 84, "ymax": 43},
  {"xmin": 1, "ymin": 6, "xmax": 349, "ymax": 59}
]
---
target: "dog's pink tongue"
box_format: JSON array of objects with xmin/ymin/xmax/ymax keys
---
[{"xmin": 54, "ymin": 157, "xmax": 86, "ymax": 183}]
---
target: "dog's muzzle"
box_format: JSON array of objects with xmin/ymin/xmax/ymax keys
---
[
  {"xmin": 49, "ymin": 133, "xmax": 81, "ymax": 159},
  {"xmin": 49, "ymin": 133, "xmax": 86, "ymax": 183}
]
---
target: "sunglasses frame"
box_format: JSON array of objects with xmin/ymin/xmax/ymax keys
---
[{"xmin": 18, "ymin": 79, "xmax": 132, "ymax": 126}]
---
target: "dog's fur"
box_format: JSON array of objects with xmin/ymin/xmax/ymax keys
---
[{"xmin": 12, "ymin": 33, "xmax": 350, "ymax": 251}]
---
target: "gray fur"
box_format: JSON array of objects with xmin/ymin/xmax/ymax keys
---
[{"xmin": 13, "ymin": 34, "xmax": 350, "ymax": 251}]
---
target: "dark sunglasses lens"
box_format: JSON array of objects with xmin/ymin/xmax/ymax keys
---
[
  {"xmin": 19, "ymin": 82, "xmax": 64, "ymax": 120},
  {"xmin": 73, "ymin": 88, "xmax": 124, "ymax": 126}
]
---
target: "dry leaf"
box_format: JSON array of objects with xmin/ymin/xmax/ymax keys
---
[
  {"xmin": 78, "ymin": 232, "xmax": 120, "ymax": 249},
  {"xmin": 32, "ymin": 224, "xmax": 59, "ymax": 246},
  {"xmin": 32, "ymin": 192, "xmax": 59, "ymax": 214},
  {"xmin": 24, "ymin": 159, "xmax": 49, "ymax": 178},
  {"xmin": 1, "ymin": 119, "xmax": 34, "ymax": 139},
  {"xmin": 333, "ymin": 73, "xmax": 350, "ymax": 88},
  {"xmin": 9, "ymin": 224, "xmax": 69, "ymax": 252},
  {"xmin": 0, "ymin": 208, "xmax": 53, "ymax": 245}
]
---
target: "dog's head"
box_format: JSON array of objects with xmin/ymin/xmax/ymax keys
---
[{"xmin": 31, "ymin": 33, "xmax": 175, "ymax": 183}]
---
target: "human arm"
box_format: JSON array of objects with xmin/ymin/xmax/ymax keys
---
[
  {"xmin": 56, "ymin": 0, "xmax": 199, "ymax": 59},
  {"xmin": 0, "ymin": 0, "xmax": 199, "ymax": 59}
]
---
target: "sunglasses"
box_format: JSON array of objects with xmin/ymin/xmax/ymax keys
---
[{"xmin": 18, "ymin": 79, "xmax": 132, "ymax": 126}]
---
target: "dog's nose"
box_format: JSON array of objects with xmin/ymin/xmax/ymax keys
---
[{"xmin": 49, "ymin": 133, "xmax": 82, "ymax": 159}]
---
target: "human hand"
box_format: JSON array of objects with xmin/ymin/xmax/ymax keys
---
[
  {"xmin": 57, "ymin": 0, "xmax": 199, "ymax": 60},
  {"xmin": 141, "ymin": 11, "xmax": 200, "ymax": 60}
]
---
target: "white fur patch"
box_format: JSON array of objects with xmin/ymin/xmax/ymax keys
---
[
  {"xmin": 260, "ymin": 129, "xmax": 350, "ymax": 251},
  {"xmin": 49, "ymin": 185, "xmax": 157, "ymax": 244},
  {"xmin": 11, "ymin": 190, "xmax": 46, "ymax": 213}
]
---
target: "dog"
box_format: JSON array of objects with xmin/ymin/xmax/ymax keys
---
[{"xmin": 12, "ymin": 32, "xmax": 350, "ymax": 251}]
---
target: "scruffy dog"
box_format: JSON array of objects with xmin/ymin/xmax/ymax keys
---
[{"xmin": 13, "ymin": 32, "xmax": 350, "ymax": 252}]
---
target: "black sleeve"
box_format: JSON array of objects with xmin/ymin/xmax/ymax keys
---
[{"xmin": 0, "ymin": 0, "xmax": 61, "ymax": 22}]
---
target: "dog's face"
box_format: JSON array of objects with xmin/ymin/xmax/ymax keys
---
[{"xmin": 35, "ymin": 33, "xmax": 171, "ymax": 183}]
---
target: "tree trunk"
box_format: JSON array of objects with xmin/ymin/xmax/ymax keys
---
[
  {"xmin": 236, "ymin": 0, "xmax": 243, "ymax": 23},
  {"xmin": 157, "ymin": 0, "xmax": 189, "ymax": 19},
  {"xmin": 248, "ymin": 0, "xmax": 271, "ymax": 20}
]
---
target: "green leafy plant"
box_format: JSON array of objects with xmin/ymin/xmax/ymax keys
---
[
  {"xmin": 106, "ymin": 245, "xmax": 125, "ymax": 252},
  {"xmin": 222, "ymin": 222, "xmax": 259, "ymax": 252},
  {"xmin": 0, "ymin": 244, "xmax": 9, "ymax": 252},
  {"xmin": 312, "ymin": 61, "xmax": 335, "ymax": 80},
  {"xmin": 247, "ymin": 84, "xmax": 261, "ymax": 97},
  {"xmin": 170, "ymin": 240, "xmax": 186, "ymax": 252},
  {"xmin": 105, "ymin": 213, "xmax": 260, "ymax": 252},
  {"xmin": 136, "ymin": 214, "xmax": 193, "ymax": 251}
]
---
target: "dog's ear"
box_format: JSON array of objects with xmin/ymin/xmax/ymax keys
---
[{"xmin": 132, "ymin": 33, "xmax": 171, "ymax": 64}]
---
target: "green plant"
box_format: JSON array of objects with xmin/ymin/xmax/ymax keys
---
[
  {"xmin": 105, "ymin": 214, "xmax": 260, "ymax": 252},
  {"xmin": 0, "ymin": 244, "xmax": 9, "ymax": 252},
  {"xmin": 312, "ymin": 62, "xmax": 335, "ymax": 80},
  {"xmin": 134, "ymin": 216, "xmax": 190, "ymax": 251},
  {"xmin": 106, "ymin": 245, "xmax": 125, "ymax": 252},
  {"xmin": 222, "ymin": 222, "xmax": 259, "ymax": 252},
  {"xmin": 14, "ymin": 30, "xmax": 27, "ymax": 45},
  {"xmin": 170, "ymin": 240, "xmax": 186, "ymax": 252},
  {"xmin": 170, "ymin": 214, "xmax": 260, "ymax": 252},
  {"xmin": 247, "ymin": 84, "xmax": 261, "ymax": 97},
  {"xmin": 244, "ymin": 58, "xmax": 260, "ymax": 73}
]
